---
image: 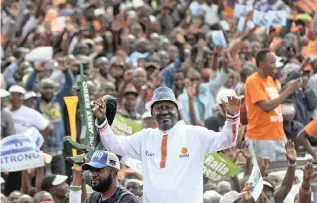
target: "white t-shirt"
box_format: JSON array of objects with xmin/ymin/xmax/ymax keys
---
[{"xmin": 4, "ymin": 105, "xmax": 50, "ymax": 134}]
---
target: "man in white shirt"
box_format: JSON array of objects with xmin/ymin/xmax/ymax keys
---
[
  {"xmin": 92, "ymin": 86, "xmax": 240, "ymax": 203},
  {"xmin": 4, "ymin": 85, "xmax": 51, "ymax": 135}
]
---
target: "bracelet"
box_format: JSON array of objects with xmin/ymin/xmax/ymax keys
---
[
  {"xmin": 70, "ymin": 185, "xmax": 82, "ymax": 191},
  {"xmin": 288, "ymin": 162, "xmax": 296, "ymax": 167}
]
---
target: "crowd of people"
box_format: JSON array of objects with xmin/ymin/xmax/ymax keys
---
[{"xmin": 1, "ymin": 0, "xmax": 317, "ymax": 202}]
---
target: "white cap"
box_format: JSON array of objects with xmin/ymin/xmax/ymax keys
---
[
  {"xmin": 0, "ymin": 89, "xmax": 10, "ymax": 98},
  {"xmin": 8, "ymin": 85, "xmax": 26, "ymax": 94},
  {"xmin": 141, "ymin": 111, "xmax": 152, "ymax": 119},
  {"xmin": 0, "ymin": 177, "xmax": 5, "ymax": 184},
  {"xmin": 216, "ymin": 89, "xmax": 237, "ymax": 105},
  {"xmin": 220, "ymin": 191, "xmax": 242, "ymax": 203},
  {"xmin": 24, "ymin": 91, "xmax": 37, "ymax": 100}
]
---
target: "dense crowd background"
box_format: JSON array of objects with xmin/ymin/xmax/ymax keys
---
[{"xmin": 1, "ymin": 0, "xmax": 317, "ymax": 202}]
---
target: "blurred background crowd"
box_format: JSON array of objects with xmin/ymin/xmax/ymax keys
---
[{"xmin": 1, "ymin": 0, "xmax": 317, "ymax": 202}]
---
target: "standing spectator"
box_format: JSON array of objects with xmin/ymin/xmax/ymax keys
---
[
  {"xmin": 0, "ymin": 89, "xmax": 15, "ymax": 139},
  {"xmin": 23, "ymin": 91, "xmax": 37, "ymax": 109},
  {"xmin": 245, "ymin": 49, "xmax": 300, "ymax": 162},
  {"xmin": 25, "ymin": 62, "xmax": 74, "ymax": 175},
  {"xmin": 4, "ymin": 85, "xmax": 51, "ymax": 134},
  {"xmin": 118, "ymin": 84, "xmax": 141, "ymax": 120}
]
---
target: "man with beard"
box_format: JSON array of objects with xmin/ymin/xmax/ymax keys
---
[
  {"xmin": 69, "ymin": 151, "xmax": 138, "ymax": 203},
  {"xmin": 92, "ymin": 86, "xmax": 240, "ymax": 203}
]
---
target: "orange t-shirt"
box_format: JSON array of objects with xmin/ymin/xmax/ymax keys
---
[
  {"xmin": 245, "ymin": 73, "xmax": 284, "ymax": 140},
  {"xmin": 305, "ymin": 118, "xmax": 317, "ymax": 137}
]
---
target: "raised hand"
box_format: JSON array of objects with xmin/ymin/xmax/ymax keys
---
[
  {"xmin": 303, "ymin": 163, "xmax": 316, "ymax": 181},
  {"xmin": 221, "ymin": 96, "xmax": 241, "ymax": 116},
  {"xmin": 92, "ymin": 97, "xmax": 107, "ymax": 120},
  {"xmin": 260, "ymin": 158, "xmax": 271, "ymax": 170},
  {"xmin": 285, "ymin": 140, "xmax": 297, "ymax": 164},
  {"xmin": 223, "ymin": 147, "xmax": 239, "ymax": 163}
]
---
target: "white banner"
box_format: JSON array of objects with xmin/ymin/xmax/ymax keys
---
[
  {"xmin": 248, "ymin": 150, "xmax": 263, "ymax": 201},
  {"xmin": 1, "ymin": 128, "xmax": 44, "ymax": 172}
]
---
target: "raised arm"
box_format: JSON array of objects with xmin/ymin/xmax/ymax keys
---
[
  {"xmin": 92, "ymin": 98, "xmax": 144, "ymax": 160},
  {"xmin": 274, "ymin": 140, "xmax": 296, "ymax": 203},
  {"xmin": 299, "ymin": 163, "xmax": 315, "ymax": 203},
  {"xmin": 193, "ymin": 97, "xmax": 240, "ymax": 155}
]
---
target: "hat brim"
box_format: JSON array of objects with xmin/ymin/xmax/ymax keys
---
[
  {"xmin": 145, "ymin": 99, "xmax": 182, "ymax": 112},
  {"xmin": 82, "ymin": 162, "xmax": 108, "ymax": 171}
]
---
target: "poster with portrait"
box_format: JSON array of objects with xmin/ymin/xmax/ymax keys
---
[
  {"xmin": 253, "ymin": 10, "xmax": 270, "ymax": 28},
  {"xmin": 234, "ymin": 4, "xmax": 253, "ymax": 18},
  {"xmin": 268, "ymin": 10, "xmax": 287, "ymax": 27}
]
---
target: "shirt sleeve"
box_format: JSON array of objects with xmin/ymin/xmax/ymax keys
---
[
  {"xmin": 189, "ymin": 113, "xmax": 240, "ymax": 155},
  {"xmin": 31, "ymin": 110, "xmax": 50, "ymax": 131},
  {"xmin": 96, "ymin": 118, "xmax": 145, "ymax": 161},
  {"xmin": 245, "ymin": 77, "xmax": 267, "ymax": 105},
  {"xmin": 207, "ymin": 69, "xmax": 229, "ymax": 96},
  {"xmin": 304, "ymin": 118, "xmax": 317, "ymax": 137}
]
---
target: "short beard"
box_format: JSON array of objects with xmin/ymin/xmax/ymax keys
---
[{"xmin": 92, "ymin": 174, "xmax": 113, "ymax": 193}]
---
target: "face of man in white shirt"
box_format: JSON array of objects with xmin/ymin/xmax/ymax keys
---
[
  {"xmin": 151, "ymin": 101, "xmax": 178, "ymax": 131},
  {"xmin": 10, "ymin": 92, "xmax": 24, "ymax": 110}
]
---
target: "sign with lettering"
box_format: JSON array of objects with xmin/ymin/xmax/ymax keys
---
[
  {"xmin": 1, "ymin": 128, "xmax": 44, "ymax": 172},
  {"xmin": 203, "ymin": 153, "xmax": 241, "ymax": 183},
  {"xmin": 111, "ymin": 114, "xmax": 142, "ymax": 136}
]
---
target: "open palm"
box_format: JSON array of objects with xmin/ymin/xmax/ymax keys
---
[{"xmin": 221, "ymin": 96, "xmax": 241, "ymax": 115}]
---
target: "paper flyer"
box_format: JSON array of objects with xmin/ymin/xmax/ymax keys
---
[
  {"xmin": 211, "ymin": 31, "xmax": 228, "ymax": 47},
  {"xmin": 253, "ymin": 10, "xmax": 270, "ymax": 28},
  {"xmin": 268, "ymin": 10, "xmax": 287, "ymax": 27},
  {"xmin": 234, "ymin": 4, "xmax": 253, "ymax": 18},
  {"xmin": 247, "ymin": 150, "xmax": 263, "ymax": 201}
]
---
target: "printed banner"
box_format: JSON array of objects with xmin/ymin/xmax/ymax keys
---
[
  {"xmin": 1, "ymin": 128, "xmax": 44, "ymax": 172},
  {"xmin": 203, "ymin": 153, "xmax": 241, "ymax": 183},
  {"xmin": 111, "ymin": 114, "xmax": 142, "ymax": 136}
]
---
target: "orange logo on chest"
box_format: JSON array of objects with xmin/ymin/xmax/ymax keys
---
[{"xmin": 180, "ymin": 147, "xmax": 189, "ymax": 158}]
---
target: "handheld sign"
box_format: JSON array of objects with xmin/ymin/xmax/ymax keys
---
[{"xmin": 203, "ymin": 153, "xmax": 241, "ymax": 183}]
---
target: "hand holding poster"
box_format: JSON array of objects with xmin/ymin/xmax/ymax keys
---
[
  {"xmin": 1, "ymin": 128, "xmax": 44, "ymax": 172},
  {"xmin": 203, "ymin": 153, "xmax": 241, "ymax": 183}
]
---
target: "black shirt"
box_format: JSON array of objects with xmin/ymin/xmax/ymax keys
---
[{"xmin": 85, "ymin": 185, "xmax": 138, "ymax": 203}]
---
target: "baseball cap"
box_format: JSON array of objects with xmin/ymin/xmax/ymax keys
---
[
  {"xmin": 145, "ymin": 87, "xmax": 182, "ymax": 112},
  {"xmin": 9, "ymin": 85, "xmax": 26, "ymax": 94},
  {"xmin": 82, "ymin": 151, "xmax": 120, "ymax": 171},
  {"xmin": 0, "ymin": 89, "xmax": 10, "ymax": 98},
  {"xmin": 41, "ymin": 175, "xmax": 68, "ymax": 191}
]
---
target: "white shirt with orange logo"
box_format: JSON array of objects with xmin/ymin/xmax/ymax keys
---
[{"xmin": 96, "ymin": 116, "xmax": 239, "ymax": 203}]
